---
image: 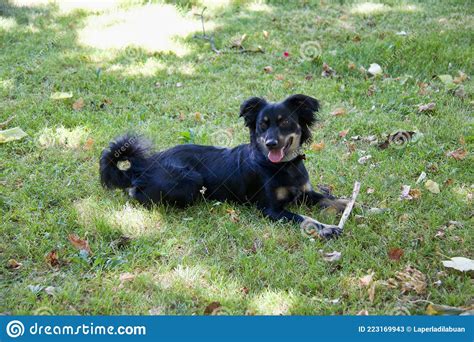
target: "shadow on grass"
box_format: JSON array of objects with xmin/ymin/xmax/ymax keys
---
[{"xmin": 2, "ymin": 0, "xmax": 473, "ymax": 315}]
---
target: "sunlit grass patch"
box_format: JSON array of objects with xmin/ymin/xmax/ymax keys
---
[
  {"xmin": 75, "ymin": 198, "xmax": 162, "ymax": 238},
  {"xmin": 77, "ymin": 3, "xmax": 208, "ymax": 57},
  {"xmin": 248, "ymin": 289, "xmax": 296, "ymax": 315},
  {"xmin": 351, "ymin": 2, "xmax": 418, "ymax": 15},
  {"xmin": 37, "ymin": 126, "xmax": 89, "ymax": 149}
]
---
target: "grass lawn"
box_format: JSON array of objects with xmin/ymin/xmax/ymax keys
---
[{"xmin": 1, "ymin": 0, "xmax": 473, "ymax": 315}]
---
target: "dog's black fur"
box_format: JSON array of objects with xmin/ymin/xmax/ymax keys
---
[{"xmin": 100, "ymin": 94, "xmax": 347, "ymax": 238}]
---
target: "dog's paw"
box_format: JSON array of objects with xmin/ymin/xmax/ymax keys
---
[
  {"xmin": 320, "ymin": 198, "xmax": 349, "ymax": 213},
  {"xmin": 300, "ymin": 217, "xmax": 342, "ymax": 239}
]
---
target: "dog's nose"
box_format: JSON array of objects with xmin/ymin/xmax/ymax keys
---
[{"xmin": 265, "ymin": 139, "xmax": 278, "ymax": 148}]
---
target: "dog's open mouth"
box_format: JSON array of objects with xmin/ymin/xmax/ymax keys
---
[{"xmin": 268, "ymin": 137, "xmax": 293, "ymax": 163}]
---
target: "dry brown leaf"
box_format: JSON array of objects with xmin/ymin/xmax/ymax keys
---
[
  {"xmin": 194, "ymin": 112, "xmax": 202, "ymax": 122},
  {"xmin": 359, "ymin": 272, "xmax": 374, "ymax": 287},
  {"xmin": 357, "ymin": 309, "xmax": 369, "ymax": 315},
  {"xmin": 409, "ymin": 188, "xmax": 421, "ymax": 199},
  {"xmin": 263, "ymin": 66, "xmax": 273, "ymax": 73},
  {"xmin": 204, "ymin": 301, "xmax": 221, "ymax": 315},
  {"xmin": 274, "ymin": 74, "xmax": 285, "ymax": 81},
  {"xmin": 388, "ymin": 248, "xmax": 404, "ymax": 261},
  {"xmin": 348, "ymin": 62, "xmax": 356, "ymax": 70},
  {"xmin": 119, "ymin": 272, "xmax": 136, "ymax": 282},
  {"xmin": 331, "ymin": 107, "xmax": 347, "ymax": 116},
  {"xmin": 83, "ymin": 137, "xmax": 94, "ymax": 151},
  {"xmin": 321, "ymin": 63, "xmax": 336, "ymax": 78},
  {"xmin": 68, "ymin": 234, "xmax": 91, "ymax": 254},
  {"xmin": 310, "ymin": 141, "xmax": 325, "ymax": 151},
  {"xmin": 339, "ymin": 129, "xmax": 349, "ymax": 138},
  {"xmin": 425, "ymin": 180, "xmax": 440, "ymax": 194},
  {"xmin": 72, "ymin": 98, "xmax": 85, "ymax": 111},
  {"xmin": 453, "ymin": 71, "xmax": 468, "ymax": 84},
  {"xmin": 7, "ymin": 259, "xmax": 22, "ymax": 270},
  {"xmin": 446, "ymin": 148, "xmax": 467, "ymax": 160},
  {"xmin": 395, "ymin": 266, "xmax": 427, "ymax": 294},
  {"xmin": 226, "ymin": 208, "xmax": 240, "ymax": 223},
  {"xmin": 45, "ymin": 250, "xmax": 59, "ymax": 267}
]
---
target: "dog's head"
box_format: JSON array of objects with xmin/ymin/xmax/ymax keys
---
[{"xmin": 240, "ymin": 94, "xmax": 319, "ymax": 163}]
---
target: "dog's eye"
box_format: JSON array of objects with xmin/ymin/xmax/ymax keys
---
[
  {"xmin": 260, "ymin": 122, "xmax": 268, "ymax": 130},
  {"xmin": 280, "ymin": 119, "xmax": 290, "ymax": 127}
]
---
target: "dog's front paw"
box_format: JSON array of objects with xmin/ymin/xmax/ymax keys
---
[{"xmin": 300, "ymin": 216, "xmax": 342, "ymax": 239}]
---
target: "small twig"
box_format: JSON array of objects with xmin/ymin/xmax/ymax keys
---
[
  {"xmin": 193, "ymin": 7, "xmax": 220, "ymax": 54},
  {"xmin": 0, "ymin": 115, "xmax": 16, "ymax": 129},
  {"xmin": 338, "ymin": 181, "xmax": 361, "ymax": 230}
]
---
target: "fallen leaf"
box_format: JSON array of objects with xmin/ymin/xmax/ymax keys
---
[
  {"xmin": 194, "ymin": 112, "xmax": 202, "ymax": 122},
  {"xmin": 446, "ymin": 148, "xmax": 467, "ymax": 160},
  {"xmin": 367, "ymin": 85, "xmax": 376, "ymax": 96},
  {"xmin": 263, "ymin": 66, "xmax": 273, "ymax": 73},
  {"xmin": 454, "ymin": 86, "xmax": 467, "ymax": 98},
  {"xmin": 358, "ymin": 155, "xmax": 372, "ymax": 164},
  {"xmin": 367, "ymin": 63, "xmax": 383, "ymax": 76},
  {"xmin": 45, "ymin": 250, "xmax": 59, "ymax": 267},
  {"xmin": 304, "ymin": 74, "xmax": 313, "ymax": 80},
  {"xmin": 331, "ymin": 107, "xmax": 347, "ymax": 116},
  {"xmin": 409, "ymin": 188, "xmax": 421, "ymax": 199},
  {"xmin": 388, "ymin": 248, "xmax": 404, "ymax": 261},
  {"xmin": 339, "ymin": 129, "xmax": 349, "ymax": 138},
  {"xmin": 50, "ymin": 92, "xmax": 73, "ymax": 100},
  {"xmin": 72, "ymin": 98, "xmax": 85, "ymax": 111},
  {"xmin": 119, "ymin": 272, "xmax": 136, "ymax": 282},
  {"xmin": 230, "ymin": 34, "xmax": 247, "ymax": 49},
  {"xmin": 149, "ymin": 306, "xmax": 165, "ymax": 315},
  {"xmin": 426, "ymin": 303, "xmax": 473, "ymax": 316},
  {"xmin": 400, "ymin": 185, "xmax": 412, "ymax": 200},
  {"xmin": 395, "ymin": 266, "xmax": 426, "ymax": 294},
  {"xmin": 425, "ymin": 180, "xmax": 440, "ymax": 194},
  {"xmin": 263, "ymin": 30, "xmax": 269, "ymax": 39},
  {"xmin": 442, "ymin": 257, "xmax": 474, "ymax": 272},
  {"xmin": 68, "ymin": 234, "xmax": 91, "ymax": 255},
  {"xmin": 321, "ymin": 63, "xmax": 336, "ymax": 78},
  {"xmin": 418, "ymin": 102, "xmax": 436, "ymax": 113},
  {"xmin": 453, "ymin": 71, "xmax": 468, "ymax": 84},
  {"xmin": 323, "ymin": 251, "xmax": 341, "ymax": 262},
  {"xmin": 7, "ymin": 259, "xmax": 22, "ymax": 270},
  {"xmin": 83, "ymin": 137, "xmax": 94, "ymax": 151},
  {"xmin": 226, "ymin": 208, "xmax": 240, "ymax": 223},
  {"xmin": 348, "ymin": 62, "xmax": 356, "ymax": 70},
  {"xmin": 385, "ymin": 130, "xmax": 417, "ymax": 148},
  {"xmin": 241, "ymin": 287, "xmax": 250, "ymax": 295},
  {"xmin": 274, "ymin": 74, "xmax": 285, "ymax": 81},
  {"xmin": 310, "ymin": 141, "xmax": 325, "ymax": 151},
  {"xmin": 366, "ymin": 188, "xmax": 375, "ymax": 194},
  {"xmin": 0, "ymin": 127, "xmax": 28, "ymax": 143},
  {"xmin": 359, "ymin": 272, "xmax": 374, "ymax": 287},
  {"xmin": 176, "ymin": 82, "xmax": 183, "ymax": 87},
  {"xmin": 204, "ymin": 301, "xmax": 221, "ymax": 315},
  {"xmin": 357, "ymin": 309, "xmax": 369, "ymax": 315}
]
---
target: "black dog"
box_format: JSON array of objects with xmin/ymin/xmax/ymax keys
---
[{"xmin": 100, "ymin": 94, "xmax": 348, "ymax": 238}]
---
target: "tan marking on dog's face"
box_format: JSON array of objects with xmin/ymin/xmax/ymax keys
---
[
  {"xmin": 275, "ymin": 187, "xmax": 289, "ymax": 201},
  {"xmin": 301, "ymin": 182, "xmax": 312, "ymax": 192},
  {"xmin": 277, "ymin": 114, "xmax": 282, "ymax": 120},
  {"xmin": 263, "ymin": 116, "xmax": 269, "ymax": 122}
]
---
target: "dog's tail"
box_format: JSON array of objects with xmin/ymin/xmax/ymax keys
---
[{"xmin": 99, "ymin": 135, "xmax": 150, "ymax": 190}]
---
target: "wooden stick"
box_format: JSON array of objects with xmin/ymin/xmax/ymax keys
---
[{"xmin": 338, "ymin": 181, "xmax": 361, "ymax": 230}]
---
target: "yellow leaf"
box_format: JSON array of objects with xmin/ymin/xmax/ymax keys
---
[
  {"xmin": 310, "ymin": 141, "xmax": 325, "ymax": 151},
  {"xmin": 331, "ymin": 107, "xmax": 347, "ymax": 116}
]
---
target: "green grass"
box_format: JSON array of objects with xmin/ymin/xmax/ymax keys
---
[{"xmin": 1, "ymin": 0, "xmax": 473, "ymax": 315}]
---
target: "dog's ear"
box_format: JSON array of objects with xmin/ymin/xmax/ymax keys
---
[
  {"xmin": 240, "ymin": 97, "xmax": 267, "ymax": 128},
  {"xmin": 282, "ymin": 94, "xmax": 319, "ymax": 144}
]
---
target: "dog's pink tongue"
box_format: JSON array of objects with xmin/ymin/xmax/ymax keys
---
[{"xmin": 268, "ymin": 148, "xmax": 284, "ymax": 163}]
